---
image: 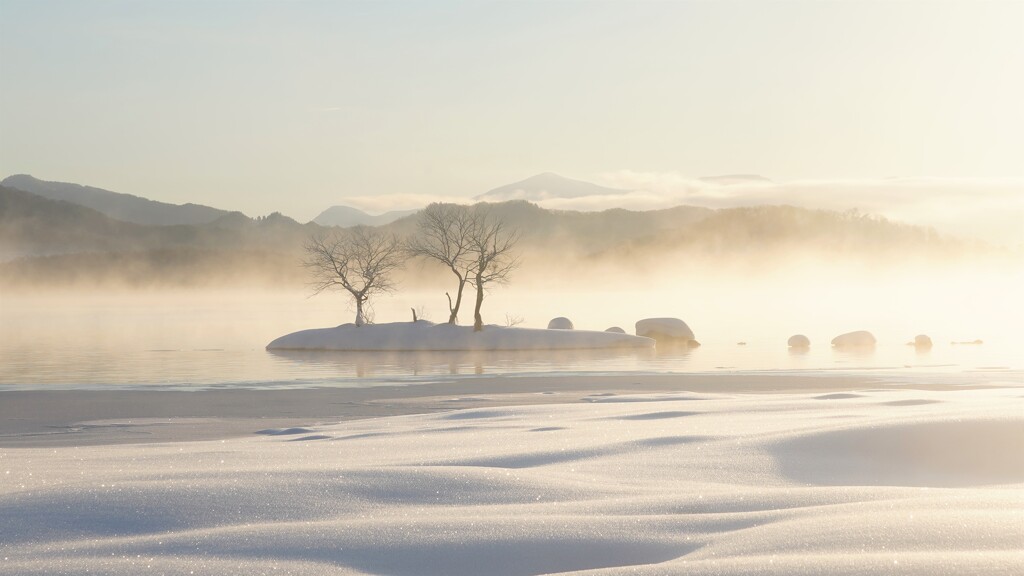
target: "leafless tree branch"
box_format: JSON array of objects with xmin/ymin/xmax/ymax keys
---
[
  {"xmin": 303, "ymin": 226, "xmax": 404, "ymax": 326},
  {"xmin": 467, "ymin": 205, "xmax": 521, "ymax": 331},
  {"xmin": 406, "ymin": 203, "xmax": 478, "ymax": 324},
  {"xmin": 405, "ymin": 203, "xmax": 520, "ymax": 331}
]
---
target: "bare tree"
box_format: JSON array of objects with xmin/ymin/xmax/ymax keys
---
[
  {"xmin": 303, "ymin": 226, "xmax": 404, "ymax": 326},
  {"xmin": 467, "ymin": 206, "xmax": 520, "ymax": 332},
  {"xmin": 504, "ymin": 313, "xmax": 525, "ymax": 327},
  {"xmin": 406, "ymin": 203, "xmax": 476, "ymax": 324}
]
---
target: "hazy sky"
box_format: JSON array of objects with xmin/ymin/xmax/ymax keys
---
[{"xmin": 2, "ymin": 0, "xmax": 1022, "ymax": 222}]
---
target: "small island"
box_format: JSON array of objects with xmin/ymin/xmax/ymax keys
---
[
  {"xmin": 267, "ymin": 321, "xmax": 654, "ymax": 351},
  {"xmin": 276, "ymin": 203, "xmax": 657, "ymax": 352}
]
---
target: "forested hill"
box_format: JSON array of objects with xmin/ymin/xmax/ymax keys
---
[
  {"xmin": 0, "ymin": 185, "xmax": 317, "ymax": 287},
  {"xmin": 1, "ymin": 185, "xmax": 966, "ymax": 289},
  {"xmin": 1, "ymin": 174, "xmax": 232, "ymax": 226}
]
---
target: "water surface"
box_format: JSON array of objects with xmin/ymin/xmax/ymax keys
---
[{"xmin": 1, "ymin": 290, "xmax": 1019, "ymax": 390}]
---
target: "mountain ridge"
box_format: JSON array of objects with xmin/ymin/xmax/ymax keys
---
[
  {"xmin": 475, "ymin": 172, "xmax": 632, "ymax": 202},
  {"xmin": 1, "ymin": 174, "xmax": 233, "ymax": 226},
  {"xmin": 313, "ymin": 205, "xmax": 419, "ymax": 227},
  {"xmin": 0, "ymin": 175, "xmax": 972, "ymax": 289}
]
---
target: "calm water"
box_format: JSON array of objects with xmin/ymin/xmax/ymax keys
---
[{"xmin": 1, "ymin": 289, "xmax": 1020, "ymax": 390}]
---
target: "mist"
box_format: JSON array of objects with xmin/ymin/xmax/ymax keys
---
[
  {"xmin": 4, "ymin": 3, "xmax": 1023, "ymax": 572},
  {"xmin": 3, "ymin": 177, "xmax": 1021, "ymax": 386},
  {"xmin": 3, "ymin": 239, "xmax": 1019, "ymax": 388},
  {"xmin": 337, "ymin": 176, "xmax": 1024, "ymax": 248}
]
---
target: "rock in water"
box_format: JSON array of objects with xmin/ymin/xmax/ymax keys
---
[
  {"xmin": 547, "ymin": 317, "xmax": 574, "ymax": 330},
  {"xmin": 914, "ymin": 334, "xmax": 933, "ymax": 348},
  {"xmin": 605, "ymin": 326, "xmax": 626, "ymax": 334},
  {"xmin": 788, "ymin": 334, "xmax": 811, "ymax": 348},
  {"xmin": 636, "ymin": 318, "xmax": 698, "ymax": 346},
  {"xmin": 831, "ymin": 330, "xmax": 876, "ymax": 348}
]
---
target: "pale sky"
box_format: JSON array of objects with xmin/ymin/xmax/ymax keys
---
[{"xmin": 1, "ymin": 0, "xmax": 1022, "ymax": 223}]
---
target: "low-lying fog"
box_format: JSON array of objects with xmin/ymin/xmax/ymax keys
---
[{"xmin": 2, "ymin": 254, "xmax": 1020, "ymax": 388}]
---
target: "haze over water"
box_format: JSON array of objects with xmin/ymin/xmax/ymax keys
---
[
  {"xmin": 3, "ymin": 3, "xmax": 1024, "ymax": 575},
  {"xmin": 3, "ymin": 261, "xmax": 1019, "ymax": 390}
]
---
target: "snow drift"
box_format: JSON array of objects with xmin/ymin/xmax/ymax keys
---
[{"xmin": 2, "ymin": 387, "xmax": 1022, "ymax": 575}]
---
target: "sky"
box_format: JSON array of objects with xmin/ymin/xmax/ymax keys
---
[{"xmin": 1, "ymin": 0, "xmax": 1023, "ymax": 226}]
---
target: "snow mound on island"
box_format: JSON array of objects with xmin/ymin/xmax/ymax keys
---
[
  {"xmin": 267, "ymin": 321, "xmax": 654, "ymax": 351},
  {"xmin": 635, "ymin": 317, "xmax": 695, "ymax": 340}
]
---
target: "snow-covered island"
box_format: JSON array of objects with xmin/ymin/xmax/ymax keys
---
[{"xmin": 267, "ymin": 320, "xmax": 655, "ymax": 351}]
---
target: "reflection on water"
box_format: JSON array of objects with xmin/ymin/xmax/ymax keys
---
[
  {"xmin": 267, "ymin": 347, "xmax": 683, "ymax": 379},
  {"xmin": 0, "ymin": 290, "xmax": 1020, "ymax": 390}
]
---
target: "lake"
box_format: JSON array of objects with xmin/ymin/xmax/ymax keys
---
[{"xmin": 1, "ymin": 284, "xmax": 1020, "ymax": 390}]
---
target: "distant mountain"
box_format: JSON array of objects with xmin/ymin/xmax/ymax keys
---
[
  {"xmin": 1, "ymin": 174, "xmax": 232, "ymax": 226},
  {"xmin": 475, "ymin": 172, "xmax": 632, "ymax": 202},
  {"xmin": 0, "ymin": 183, "xmax": 316, "ymax": 262},
  {"xmin": 313, "ymin": 205, "xmax": 418, "ymax": 227},
  {"xmin": 1, "ymin": 179, "xmax": 965, "ymax": 288},
  {"xmin": 699, "ymin": 174, "xmax": 773, "ymax": 185},
  {"xmin": 385, "ymin": 200, "xmax": 713, "ymax": 256},
  {"xmin": 0, "ymin": 183, "xmax": 323, "ymax": 287},
  {"xmin": 0, "ymin": 184, "xmax": 146, "ymax": 260},
  {"xmin": 620, "ymin": 204, "xmax": 945, "ymax": 257}
]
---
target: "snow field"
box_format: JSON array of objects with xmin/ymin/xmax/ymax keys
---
[{"xmin": 2, "ymin": 387, "xmax": 1022, "ymax": 575}]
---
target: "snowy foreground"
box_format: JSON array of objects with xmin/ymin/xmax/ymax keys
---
[
  {"xmin": 2, "ymin": 387, "xmax": 1023, "ymax": 575},
  {"xmin": 267, "ymin": 321, "xmax": 654, "ymax": 351}
]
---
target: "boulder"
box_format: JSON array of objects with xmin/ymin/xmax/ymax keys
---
[
  {"xmin": 831, "ymin": 330, "xmax": 876, "ymax": 348},
  {"xmin": 547, "ymin": 317, "xmax": 574, "ymax": 330},
  {"xmin": 913, "ymin": 334, "xmax": 933, "ymax": 348},
  {"xmin": 635, "ymin": 318, "xmax": 697, "ymax": 346},
  {"xmin": 788, "ymin": 334, "xmax": 810, "ymax": 348},
  {"xmin": 605, "ymin": 326, "xmax": 626, "ymax": 334}
]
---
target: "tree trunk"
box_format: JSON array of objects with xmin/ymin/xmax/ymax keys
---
[
  {"xmin": 473, "ymin": 275, "xmax": 485, "ymax": 332},
  {"xmin": 448, "ymin": 278, "xmax": 466, "ymax": 324},
  {"xmin": 355, "ymin": 298, "xmax": 365, "ymax": 327}
]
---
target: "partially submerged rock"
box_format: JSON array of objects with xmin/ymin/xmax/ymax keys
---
[
  {"xmin": 635, "ymin": 318, "xmax": 699, "ymax": 347},
  {"xmin": 547, "ymin": 317, "xmax": 574, "ymax": 330},
  {"xmin": 788, "ymin": 334, "xmax": 811, "ymax": 348},
  {"xmin": 912, "ymin": 334, "xmax": 933, "ymax": 349},
  {"xmin": 831, "ymin": 330, "xmax": 876, "ymax": 349},
  {"xmin": 605, "ymin": 326, "xmax": 626, "ymax": 334}
]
